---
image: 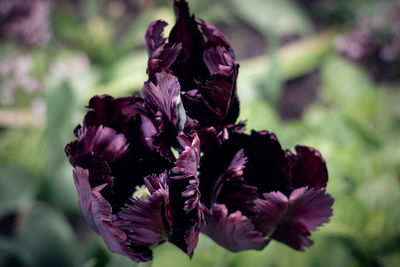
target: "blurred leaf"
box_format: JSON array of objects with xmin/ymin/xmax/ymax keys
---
[
  {"xmin": 0, "ymin": 167, "xmax": 39, "ymax": 216},
  {"xmin": 1, "ymin": 205, "xmax": 81, "ymax": 267},
  {"xmin": 97, "ymin": 52, "xmax": 147, "ymax": 97},
  {"xmin": 45, "ymin": 79, "xmax": 78, "ymax": 172},
  {"xmin": 228, "ymin": 0, "xmax": 312, "ymax": 36},
  {"xmin": 0, "ymin": 129, "xmax": 45, "ymax": 172},
  {"xmin": 324, "ymin": 195, "xmax": 368, "ymax": 237}
]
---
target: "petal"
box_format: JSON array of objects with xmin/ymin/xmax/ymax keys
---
[
  {"xmin": 169, "ymin": 0, "xmax": 208, "ymax": 89},
  {"xmin": 117, "ymin": 184, "xmax": 170, "ymax": 261},
  {"xmin": 147, "ymin": 43, "xmax": 182, "ymax": 80},
  {"xmin": 209, "ymin": 149, "xmax": 258, "ymax": 215},
  {"xmin": 73, "ymin": 167, "xmax": 144, "ymax": 262},
  {"xmin": 181, "ymin": 46, "xmax": 239, "ymax": 128},
  {"xmin": 84, "ymin": 95, "xmax": 141, "ymax": 134},
  {"xmin": 145, "ymin": 20, "xmax": 168, "ymax": 55},
  {"xmin": 168, "ymin": 134, "xmax": 202, "ymax": 257},
  {"xmin": 82, "ymin": 95, "xmax": 158, "ymax": 153},
  {"xmin": 66, "ymin": 126, "xmax": 129, "ymax": 164},
  {"xmin": 288, "ymin": 146, "xmax": 328, "ymax": 189},
  {"xmin": 254, "ymin": 187, "xmax": 334, "ymax": 251},
  {"xmin": 253, "ymin": 191, "xmax": 289, "ymax": 236},
  {"xmin": 198, "ymin": 19, "xmax": 235, "ymax": 57},
  {"xmin": 201, "ymin": 204, "xmax": 269, "ymax": 252},
  {"xmin": 242, "ymin": 131, "xmax": 292, "ymax": 195},
  {"xmin": 142, "ymin": 71, "xmax": 186, "ymax": 132}
]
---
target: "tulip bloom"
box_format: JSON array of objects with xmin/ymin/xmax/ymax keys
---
[{"xmin": 65, "ymin": 0, "xmax": 333, "ymax": 262}]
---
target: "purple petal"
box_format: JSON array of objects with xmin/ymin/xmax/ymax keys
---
[
  {"xmin": 82, "ymin": 95, "xmax": 158, "ymax": 153},
  {"xmin": 198, "ymin": 19, "xmax": 235, "ymax": 57},
  {"xmin": 117, "ymin": 184, "xmax": 170, "ymax": 261},
  {"xmin": 253, "ymin": 191, "xmax": 289, "ymax": 236},
  {"xmin": 73, "ymin": 167, "xmax": 144, "ymax": 262},
  {"xmin": 169, "ymin": 0, "xmax": 208, "ymax": 89},
  {"xmin": 242, "ymin": 131, "xmax": 292, "ymax": 195},
  {"xmin": 288, "ymin": 146, "xmax": 328, "ymax": 189},
  {"xmin": 66, "ymin": 126, "xmax": 129, "ymax": 164},
  {"xmin": 210, "ymin": 149, "xmax": 258, "ymax": 215},
  {"xmin": 142, "ymin": 71, "xmax": 186, "ymax": 132},
  {"xmin": 84, "ymin": 95, "xmax": 139, "ymax": 133},
  {"xmin": 145, "ymin": 20, "xmax": 168, "ymax": 55},
  {"xmin": 254, "ymin": 187, "xmax": 333, "ymax": 251},
  {"xmin": 147, "ymin": 43, "xmax": 182, "ymax": 80},
  {"xmin": 201, "ymin": 204, "xmax": 269, "ymax": 252},
  {"xmin": 168, "ymin": 134, "xmax": 202, "ymax": 257},
  {"xmin": 181, "ymin": 46, "xmax": 239, "ymax": 128}
]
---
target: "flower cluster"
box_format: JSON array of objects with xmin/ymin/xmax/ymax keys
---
[{"xmin": 65, "ymin": 0, "xmax": 333, "ymax": 262}]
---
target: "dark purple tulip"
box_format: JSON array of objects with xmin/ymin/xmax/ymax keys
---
[
  {"xmin": 65, "ymin": 95, "xmax": 202, "ymax": 262},
  {"xmin": 145, "ymin": 0, "xmax": 240, "ymax": 133},
  {"xmin": 199, "ymin": 130, "xmax": 333, "ymax": 252},
  {"xmin": 65, "ymin": 0, "xmax": 334, "ymax": 261}
]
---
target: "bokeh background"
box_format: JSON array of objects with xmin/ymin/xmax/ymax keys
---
[{"xmin": 1, "ymin": 0, "xmax": 400, "ymax": 266}]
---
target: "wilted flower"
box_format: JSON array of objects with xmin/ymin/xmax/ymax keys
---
[
  {"xmin": 199, "ymin": 130, "xmax": 333, "ymax": 252},
  {"xmin": 65, "ymin": 0, "xmax": 333, "ymax": 262}
]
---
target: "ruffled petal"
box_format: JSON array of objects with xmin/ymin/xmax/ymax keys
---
[
  {"xmin": 209, "ymin": 149, "xmax": 258, "ymax": 215},
  {"xmin": 142, "ymin": 71, "xmax": 186, "ymax": 132},
  {"xmin": 145, "ymin": 20, "xmax": 168, "ymax": 55},
  {"xmin": 241, "ymin": 131, "xmax": 292, "ymax": 195},
  {"xmin": 117, "ymin": 174, "xmax": 171, "ymax": 262},
  {"xmin": 169, "ymin": 0, "xmax": 208, "ymax": 89},
  {"xmin": 73, "ymin": 167, "xmax": 143, "ymax": 261},
  {"xmin": 66, "ymin": 126, "xmax": 129, "ymax": 165},
  {"xmin": 82, "ymin": 95, "xmax": 158, "ymax": 153},
  {"xmin": 147, "ymin": 43, "xmax": 182, "ymax": 80},
  {"xmin": 288, "ymin": 146, "xmax": 328, "ymax": 189},
  {"xmin": 201, "ymin": 204, "xmax": 269, "ymax": 252},
  {"xmin": 254, "ymin": 187, "xmax": 333, "ymax": 251},
  {"xmin": 168, "ymin": 134, "xmax": 201, "ymax": 257},
  {"xmin": 198, "ymin": 19, "xmax": 235, "ymax": 57}
]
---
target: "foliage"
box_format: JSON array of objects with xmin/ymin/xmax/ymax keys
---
[{"xmin": 0, "ymin": 0, "xmax": 399, "ymax": 266}]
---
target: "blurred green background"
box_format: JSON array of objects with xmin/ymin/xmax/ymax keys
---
[{"xmin": 0, "ymin": 0, "xmax": 400, "ymax": 266}]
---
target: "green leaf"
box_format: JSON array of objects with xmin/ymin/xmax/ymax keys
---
[
  {"xmin": 324, "ymin": 195, "xmax": 368, "ymax": 237},
  {"xmin": 3, "ymin": 205, "xmax": 81, "ymax": 267},
  {"xmin": 0, "ymin": 167, "xmax": 39, "ymax": 216},
  {"xmin": 228, "ymin": 0, "xmax": 312, "ymax": 36}
]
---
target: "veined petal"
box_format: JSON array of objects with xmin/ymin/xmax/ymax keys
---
[
  {"xmin": 242, "ymin": 131, "xmax": 292, "ymax": 195},
  {"xmin": 169, "ymin": 0, "xmax": 208, "ymax": 89},
  {"xmin": 201, "ymin": 204, "xmax": 269, "ymax": 252},
  {"xmin": 117, "ymin": 182, "xmax": 170, "ymax": 261},
  {"xmin": 82, "ymin": 94, "xmax": 158, "ymax": 153},
  {"xmin": 66, "ymin": 126, "xmax": 129, "ymax": 165},
  {"xmin": 254, "ymin": 187, "xmax": 333, "ymax": 251},
  {"xmin": 145, "ymin": 20, "xmax": 168, "ymax": 54},
  {"xmin": 147, "ymin": 43, "xmax": 182, "ymax": 80},
  {"xmin": 210, "ymin": 149, "xmax": 258, "ymax": 215},
  {"xmin": 288, "ymin": 146, "xmax": 328, "ymax": 189},
  {"xmin": 73, "ymin": 167, "xmax": 144, "ymax": 262},
  {"xmin": 198, "ymin": 19, "xmax": 235, "ymax": 57},
  {"xmin": 168, "ymin": 134, "xmax": 201, "ymax": 257}
]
